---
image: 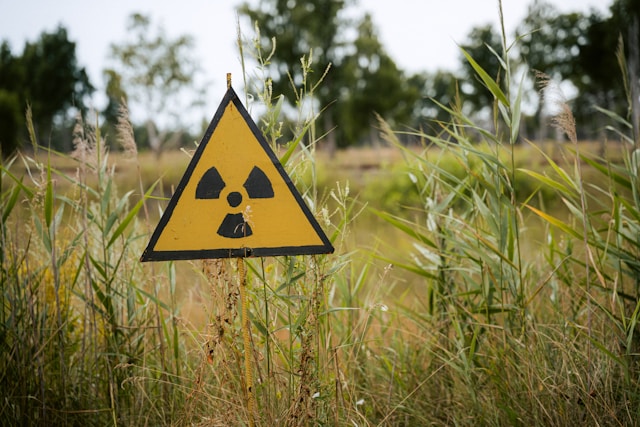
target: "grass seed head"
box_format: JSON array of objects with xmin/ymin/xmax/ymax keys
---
[{"xmin": 117, "ymin": 100, "xmax": 138, "ymax": 159}]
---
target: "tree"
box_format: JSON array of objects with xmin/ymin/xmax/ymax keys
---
[
  {"xmin": 238, "ymin": 0, "xmax": 348, "ymax": 98},
  {"xmin": 407, "ymin": 70, "xmax": 459, "ymax": 133},
  {"xmin": 549, "ymin": 0, "xmax": 640, "ymax": 141},
  {"xmin": 0, "ymin": 42, "xmax": 23, "ymax": 156},
  {"xmin": 102, "ymin": 69, "xmax": 128, "ymax": 128},
  {"xmin": 523, "ymin": 0, "xmax": 640, "ymax": 141},
  {"xmin": 459, "ymin": 24, "xmax": 504, "ymax": 120},
  {"xmin": 0, "ymin": 28, "xmax": 93, "ymax": 154},
  {"xmin": 21, "ymin": 27, "xmax": 94, "ymax": 149},
  {"xmin": 239, "ymin": 0, "xmax": 348, "ymax": 149},
  {"xmin": 239, "ymin": 0, "xmax": 416, "ymax": 148},
  {"xmin": 565, "ymin": 10, "xmax": 622, "ymax": 139},
  {"xmin": 101, "ymin": 68, "xmax": 130, "ymax": 149},
  {"xmin": 615, "ymin": 0, "xmax": 640, "ymax": 143},
  {"xmin": 107, "ymin": 13, "xmax": 203, "ymax": 156},
  {"xmin": 335, "ymin": 14, "xmax": 420, "ymax": 146},
  {"xmin": 0, "ymin": 89, "xmax": 22, "ymax": 157},
  {"xmin": 517, "ymin": 1, "xmax": 588, "ymax": 140}
]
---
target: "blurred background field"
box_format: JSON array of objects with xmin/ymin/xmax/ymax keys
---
[{"xmin": 2, "ymin": 136, "xmax": 632, "ymax": 322}]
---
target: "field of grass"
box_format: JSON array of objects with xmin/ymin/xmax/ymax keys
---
[{"xmin": 2, "ymin": 26, "xmax": 640, "ymax": 426}]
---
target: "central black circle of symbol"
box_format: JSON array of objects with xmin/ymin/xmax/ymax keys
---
[
  {"xmin": 227, "ymin": 191, "xmax": 243, "ymax": 208},
  {"xmin": 195, "ymin": 166, "xmax": 274, "ymax": 239}
]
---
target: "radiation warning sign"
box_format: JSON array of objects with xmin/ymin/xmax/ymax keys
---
[{"xmin": 140, "ymin": 86, "xmax": 334, "ymax": 261}]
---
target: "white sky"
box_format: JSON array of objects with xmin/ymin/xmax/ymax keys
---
[{"xmin": 0, "ymin": 0, "xmax": 610, "ymax": 127}]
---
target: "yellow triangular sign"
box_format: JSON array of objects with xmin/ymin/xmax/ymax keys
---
[{"xmin": 140, "ymin": 86, "xmax": 334, "ymax": 261}]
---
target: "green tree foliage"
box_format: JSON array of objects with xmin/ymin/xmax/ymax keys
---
[
  {"xmin": 570, "ymin": 9, "xmax": 625, "ymax": 138},
  {"xmin": 408, "ymin": 70, "xmax": 459, "ymax": 133},
  {"xmin": 517, "ymin": 1, "xmax": 588, "ymax": 139},
  {"xmin": 238, "ymin": 0, "xmax": 346, "ymax": 100},
  {"xmin": 102, "ymin": 69, "xmax": 128, "ymax": 129},
  {"xmin": 518, "ymin": 2, "xmax": 587, "ymax": 81},
  {"xmin": 21, "ymin": 27, "xmax": 93, "ymax": 144},
  {"xmin": 459, "ymin": 24, "xmax": 504, "ymax": 118},
  {"xmin": 575, "ymin": 0, "xmax": 640, "ymax": 140},
  {"xmin": 107, "ymin": 13, "xmax": 203, "ymax": 156},
  {"xmin": 513, "ymin": 0, "xmax": 640, "ymax": 140},
  {"xmin": 0, "ymin": 89, "xmax": 22, "ymax": 157},
  {"xmin": 0, "ymin": 42, "xmax": 23, "ymax": 156},
  {"xmin": 0, "ymin": 28, "xmax": 92, "ymax": 155},
  {"xmin": 239, "ymin": 0, "xmax": 347, "ymax": 149},
  {"xmin": 536, "ymin": 0, "xmax": 640, "ymax": 140},
  {"xmin": 433, "ymin": 0, "xmax": 640, "ymax": 142},
  {"xmin": 336, "ymin": 14, "xmax": 420, "ymax": 146},
  {"xmin": 239, "ymin": 0, "xmax": 417, "ymax": 148}
]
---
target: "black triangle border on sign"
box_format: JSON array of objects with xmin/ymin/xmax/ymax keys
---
[{"xmin": 140, "ymin": 87, "xmax": 334, "ymax": 261}]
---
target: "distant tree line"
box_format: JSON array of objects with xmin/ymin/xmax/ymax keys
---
[
  {"xmin": 0, "ymin": 27, "xmax": 93, "ymax": 155},
  {"xmin": 240, "ymin": 0, "xmax": 640, "ymax": 145},
  {"xmin": 0, "ymin": 0, "xmax": 638, "ymax": 156}
]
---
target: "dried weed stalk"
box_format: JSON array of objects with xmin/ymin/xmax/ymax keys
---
[
  {"xmin": 116, "ymin": 100, "xmax": 138, "ymax": 159},
  {"xmin": 535, "ymin": 70, "xmax": 577, "ymax": 143},
  {"xmin": 70, "ymin": 113, "xmax": 104, "ymax": 173}
]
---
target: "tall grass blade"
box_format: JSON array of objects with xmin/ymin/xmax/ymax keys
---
[
  {"xmin": 44, "ymin": 163, "xmax": 53, "ymax": 228},
  {"xmin": 2, "ymin": 182, "xmax": 22, "ymax": 223},
  {"xmin": 525, "ymin": 205, "xmax": 583, "ymax": 240},
  {"xmin": 510, "ymin": 74, "xmax": 524, "ymax": 144},
  {"xmin": 107, "ymin": 181, "xmax": 158, "ymax": 249},
  {"xmin": 460, "ymin": 47, "xmax": 509, "ymax": 107},
  {"xmin": 280, "ymin": 115, "xmax": 315, "ymax": 166},
  {"xmin": 371, "ymin": 208, "xmax": 437, "ymax": 249}
]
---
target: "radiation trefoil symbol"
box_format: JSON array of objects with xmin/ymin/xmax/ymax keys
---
[{"xmin": 195, "ymin": 165, "xmax": 274, "ymax": 238}]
